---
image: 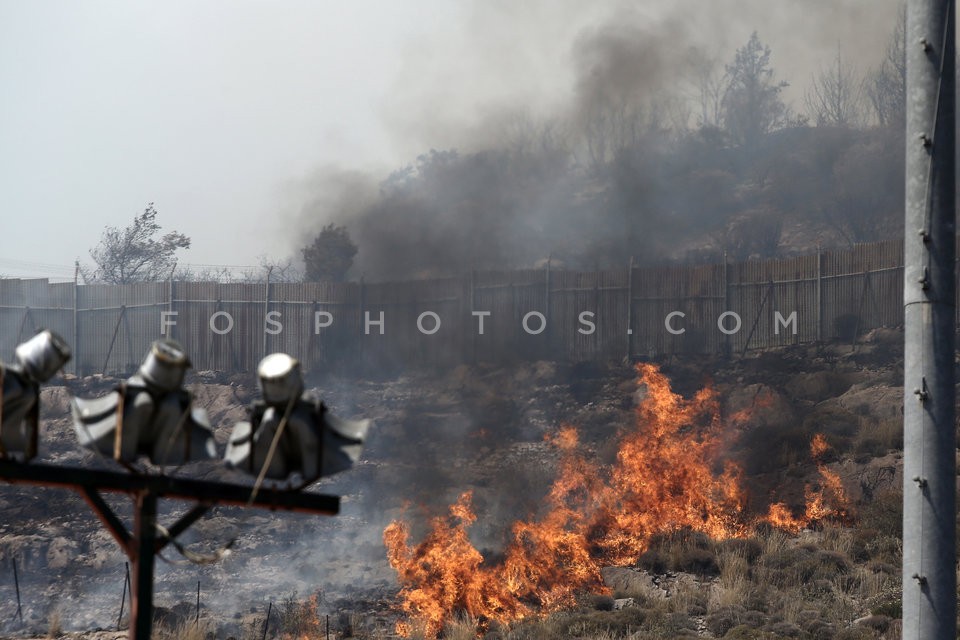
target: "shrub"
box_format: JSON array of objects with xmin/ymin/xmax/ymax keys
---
[
  {"xmin": 869, "ymin": 597, "xmax": 902, "ymax": 619},
  {"xmin": 724, "ymin": 624, "xmax": 773, "ymax": 640},
  {"xmin": 674, "ymin": 547, "xmax": 720, "ymax": 576},
  {"xmin": 560, "ymin": 607, "xmax": 648, "ymax": 637},
  {"xmin": 856, "ymin": 615, "xmax": 891, "ymax": 633},
  {"xmin": 717, "ymin": 538, "xmax": 764, "ymax": 564},
  {"xmin": 585, "ymin": 594, "xmax": 615, "ymax": 611},
  {"xmin": 765, "ymin": 621, "xmax": 804, "ymax": 638},
  {"xmin": 637, "ymin": 548, "xmax": 669, "ymax": 574},
  {"xmin": 277, "ymin": 592, "xmax": 320, "ymax": 638},
  {"xmin": 834, "ymin": 627, "xmax": 878, "ymax": 640},
  {"xmin": 707, "ymin": 605, "xmax": 746, "ymax": 637}
]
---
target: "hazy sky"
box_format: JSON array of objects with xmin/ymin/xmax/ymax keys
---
[{"xmin": 0, "ymin": 1, "xmax": 901, "ymax": 281}]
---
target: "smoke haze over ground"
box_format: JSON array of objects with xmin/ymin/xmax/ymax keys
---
[{"xmin": 292, "ymin": 0, "xmax": 905, "ymax": 280}]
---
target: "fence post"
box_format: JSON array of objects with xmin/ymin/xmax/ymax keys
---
[
  {"xmin": 357, "ymin": 275, "xmax": 365, "ymax": 362},
  {"xmin": 722, "ymin": 253, "xmax": 731, "ymax": 357},
  {"xmin": 626, "ymin": 256, "xmax": 634, "ymax": 361},
  {"xmin": 263, "ymin": 266, "xmax": 273, "ymax": 358},
  {"xmin": 470, "ymin": 270, "xmax": 477, "ymax": 364},
  {"xmin": 545, "ymin": 257, "xmax": 552, "ymax": 356},
  {"xmin": 816, "ymin": 245, "xmax": 823, "ymax": 342},
  {"xmin": 73, "ymin": 262, "xmax": 80, "ymax": 375},
  {"xmin": 167, "ymin": 276, "xmax": 175, "ymax": 341}
]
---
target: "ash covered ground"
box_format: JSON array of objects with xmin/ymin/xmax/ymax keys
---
[{"xmin": 0, "ymin": 329, "xmax": 907, "ymax": 638}]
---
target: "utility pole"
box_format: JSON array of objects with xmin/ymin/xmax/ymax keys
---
[
  {"xmin": 903, "ymin": 2, "xmax": 956, "ymax": 639},
  {"xmin": 0, "ymin": 459, "xmax": 339, "ymax": 640}
]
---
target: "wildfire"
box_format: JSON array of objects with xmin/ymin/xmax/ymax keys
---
[
  {"xmin": 764, "ymin": 433, "xmax": 850, "ymax": 534},
  {"xmin": 384, "ymin": 364, "xmax": 850, "ymax": 636}
]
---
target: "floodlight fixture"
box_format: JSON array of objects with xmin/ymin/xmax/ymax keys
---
[
  {"xmin": 72, "ymin": 339, "xmax": 216, "ymax": 465},
  {"xmin": 225, "ymin": 353, "xmax": 369, "ymax": 484},
  {"xmin": 0, "ymin": 330, "xmax": 71, "ymax": 459}
]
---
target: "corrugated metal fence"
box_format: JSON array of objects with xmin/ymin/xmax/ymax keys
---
[{"xmin": 0, "ymin": 238, "xmax": 920, "ymax": 375}]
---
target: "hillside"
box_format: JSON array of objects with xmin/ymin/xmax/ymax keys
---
[{"xmin": 0, "ymin": 327, "xmax": 917, "ymax": 640}]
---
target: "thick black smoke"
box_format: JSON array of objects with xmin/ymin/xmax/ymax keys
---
[{"xmin": 291, "ymin": 0, "xmax": 904, "ymax": 280}]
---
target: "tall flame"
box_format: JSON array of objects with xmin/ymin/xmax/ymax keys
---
[{"xmin": 384, "ymin": 364, "xmax": 849, "ymax": 636}]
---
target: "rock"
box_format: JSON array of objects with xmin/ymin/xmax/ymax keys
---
[
  {"xmin": 601, "ymin": 567, "xmax": 664, "ymax": 600},
  {"xmin": 613, "ymin": 597, "xmax": 635, "ymax": 610}
]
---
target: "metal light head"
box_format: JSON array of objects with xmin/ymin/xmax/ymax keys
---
[
  {"xmin": 257, "ymin": 353, "xmax": 303, "ymax": 405},
  {"xmin": 14, "ymin": 330, "xmax": 71, "ymax": 383},
  {"xmin": 139, "ymin": 339, "xmax": 190, "ymax": 393}
]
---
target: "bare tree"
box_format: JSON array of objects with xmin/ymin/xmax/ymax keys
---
[
  {"xmin": 866, "ymin": 6, "xmax": 906, "ymax": 127},
  {"xmin": 688, "ymin": 51, "xmax": 727, "ymax": 129},
  {"xmin": 582, "ymin": 96, "xmax": 647, "ymax": 168},
  {"xmin": 804, "ymin": 47, "xmax": 865, "ymax": 127},
  {"xmin": 83, "ymin": 204, "xmax": 190, "ymax": 284}
]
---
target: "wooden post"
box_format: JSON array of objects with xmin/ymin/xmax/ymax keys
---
[
  {"xmin": 0, "ymin": 459, "xmax": 339, "ymax": 640},
  {"xmin": 130, "ymin": 492, "xmax": 157, "ymax": 640}
]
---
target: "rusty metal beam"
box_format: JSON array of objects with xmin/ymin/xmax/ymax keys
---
[
  {"xmin": 0, "ymin": 459, "xmax": 340, "ymax": 514},
  {"xmin": 156, "ymin": 504, "xmax": 210, "ymax": 552},
  {"xmin": 80, "ymin": 486, "xmax": 132, "ymax": 552}
]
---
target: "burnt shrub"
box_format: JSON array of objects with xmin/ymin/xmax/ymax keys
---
[
  {"xmin": 584, "ymin": 594, "xmax": 615, "ymax": 611},
  {"xmin": 637, "ymin": 548, "xmax": 669, "ymax": 574},
  {"xmin": 674, "ymin": 547, "xmax": 720, "ymax": 576},
  {"xmin": 716, "ymin": 537, "xmax": 764, "ymax": 564}
]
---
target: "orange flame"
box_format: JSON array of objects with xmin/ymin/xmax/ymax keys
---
[
  {"xmin": 385, "ymin": 365, "xmax": 849, "ymax": 636},
  {"xmin": 763, "ymin": 433, "xmax": 849, "ymax": 533}
]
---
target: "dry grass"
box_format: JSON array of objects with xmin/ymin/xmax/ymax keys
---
[
  {"xmin": 155, "ymin": 619, "xmax": 214, "ymax": 640},
  {"xmin": 46, "ymin": 608, "xmax": 63, "ymax": 639}
]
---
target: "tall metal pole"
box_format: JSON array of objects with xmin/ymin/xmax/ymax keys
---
[{"xmin": 904, "ymin": 2, "xmax": 956, "ymax": 639}]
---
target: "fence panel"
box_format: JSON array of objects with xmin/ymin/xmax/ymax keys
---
[{"xmin": 0, "ymin": 238, "xmax": 925, "ymax": 373}]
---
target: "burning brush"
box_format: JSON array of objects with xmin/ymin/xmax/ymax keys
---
[{"xmin": 384, "ymin": 363, "xmax": 850, "ymax": 637}]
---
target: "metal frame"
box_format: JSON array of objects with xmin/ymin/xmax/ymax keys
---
[{"xmin": 0, "ymin": 458, "xmax": 339, "ymax": 640}]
